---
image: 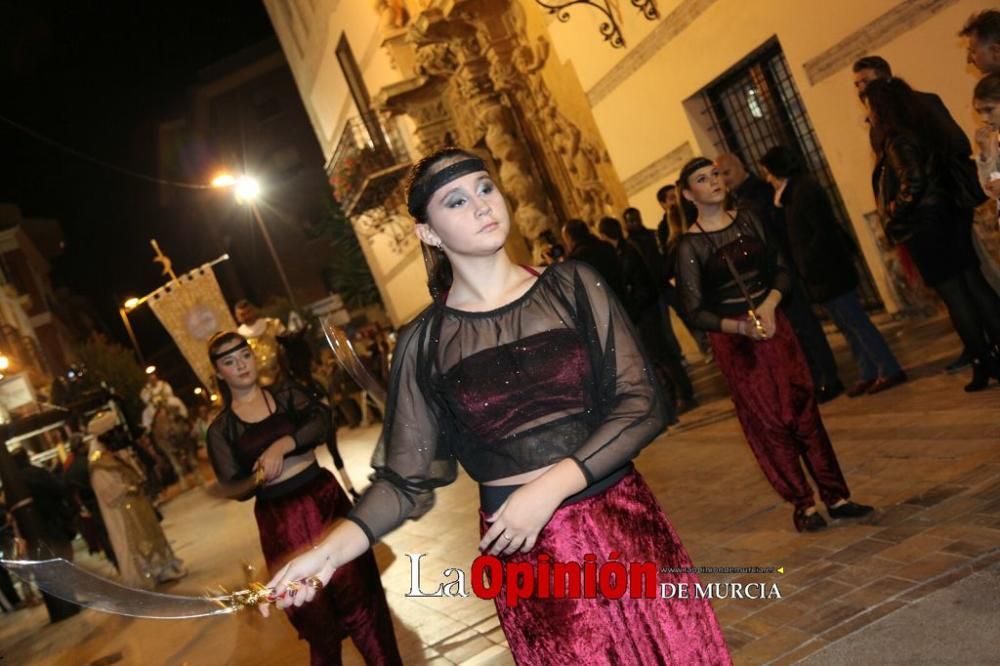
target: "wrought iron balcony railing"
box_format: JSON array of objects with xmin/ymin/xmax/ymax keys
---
[{"xmin": 326, "ymin": 112, "xmax": 410, "ymax": 217}]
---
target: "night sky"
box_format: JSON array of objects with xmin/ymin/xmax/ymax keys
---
[{"xmin": 0, "ymin": 1, "xmax": 276, "ymax": 367}]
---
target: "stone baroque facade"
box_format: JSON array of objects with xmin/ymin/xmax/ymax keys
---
[{"xmin": 266, "ymin": 0, "xmax": 998, "ymax": 328}]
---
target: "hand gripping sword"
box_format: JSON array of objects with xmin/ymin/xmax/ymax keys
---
[
  {"xmin": 0, "ymin": 557, "xmax": 291, "ymax": 619},
  {"xmin": 692, "ymin": 218, "xmax": 768, "ymax": 338}
]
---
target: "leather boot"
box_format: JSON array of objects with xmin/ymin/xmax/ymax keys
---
[{"xmin": 964, "ymin": 357, "xmax": 992, "ymax": 392}]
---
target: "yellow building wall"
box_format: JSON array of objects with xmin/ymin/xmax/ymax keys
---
[
  {"xmin": 269, "ymin": 0, "xmax": 995, "ymax": 324},
  {"xmin": 541, "ymin": 0, "xmax": 995, "ymax": 313},
  {"xmin": 264, "ymin": 0, "xmax": 430, "ymax": 327}
]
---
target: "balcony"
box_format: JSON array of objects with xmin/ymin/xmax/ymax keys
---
[{"xmin": 326, "ymin": 112, "xmax": 410, "ymax": 217}]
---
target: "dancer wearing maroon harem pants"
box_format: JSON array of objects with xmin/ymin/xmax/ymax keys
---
[
  {"xmin": 709, "ymin": 311, "xmax": 849, "ymax": 511},
  {"xmin": 206, "ymin": 336, "xmax": 402, "ymax": 666},
  {"xmin": 675, "ymin": 157, "xmax": 873, "ymax": 532},
  {"xmin": 255, "ymin": 469, "xmax": 400, "ymax": 666}
]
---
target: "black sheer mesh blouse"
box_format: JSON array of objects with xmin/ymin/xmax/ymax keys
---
[
  {"xmin": 206, "ymin": 381, "xmax": 332, "ymax": 501},
  {"xmin": 674, "ymin": 210, "xmax": 791, "ymax": 332},
  {"xmin": 348, "ymin": 261, "xmax": 668, "ymax": 545}
]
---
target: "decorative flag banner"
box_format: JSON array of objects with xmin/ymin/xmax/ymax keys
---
[{"xmin": 147, "ymin": 264, "xmax": 236, "ymax": 389}]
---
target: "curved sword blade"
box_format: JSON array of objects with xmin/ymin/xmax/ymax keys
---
[
  {"xmin": 1, "ymin": 558, "xmax": 266, "ymax": 619},
  {"xmin": 320, "ymin": 316, "xmax": 387, "ymax": 409}
]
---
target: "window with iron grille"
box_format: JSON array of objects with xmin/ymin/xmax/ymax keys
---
[{"xmin": 698, "ymin": 38, "xmax": 883, "ymax": 310}]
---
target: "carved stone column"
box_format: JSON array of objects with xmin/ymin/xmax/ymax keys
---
[
  {"xmin": 460, "ymin": 0, "xmax": 624, "ymax": 223},
  {"xmin": 408, "ymin": 5, "xmax": 558, "ymax": 243}
]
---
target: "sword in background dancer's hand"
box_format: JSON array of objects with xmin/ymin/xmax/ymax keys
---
[
  {"xmin": 720, "ymin": 254, "xmax": 767, "ymax": 338},
  {"xmin": 320, "ymin": 316, "xmax": 387, "ymax": 409}
]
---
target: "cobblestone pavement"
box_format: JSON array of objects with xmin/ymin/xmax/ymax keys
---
[{"xmin": 1, "ymin": 314, "xmax": 997, "ymax": 665}]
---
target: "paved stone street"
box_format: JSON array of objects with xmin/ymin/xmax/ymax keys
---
[{"xmin": 1, "ymin": 314, "xmax": 998, "ymax": 665}]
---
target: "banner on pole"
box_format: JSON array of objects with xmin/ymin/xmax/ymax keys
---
[{"xmin": 146, "ymin": 265, "xmax": 235, "ymax": 389}]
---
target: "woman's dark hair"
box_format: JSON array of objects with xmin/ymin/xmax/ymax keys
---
[
  {"xmin": 597, "ymin": 217, "xmax": 623, "ymax": 241},
  {"xmin": 852, "ymin": 55, "xmax": 892, "ymax": 77},
  {"xmin": 861, "ymin": 77, "xmax": 952, "ymax": 155},
  {"xmin": 974, "ymin": 72, "xmax": 1000, "ymax": 102},
  {"xmin": 655, "ymin": 184, "xmax": 675, "ymax": 203},
  {"xmin": 207, "ymin": 330, "xmax": 247, "ymax": 407},
  {"xmin": 677, "ymin": 157, "xmax": 715, "ymax": 191},
  {"xmin": 759, "ymin": 146, "xmax": 801, "ymax": 179},
  {"xmin": 277, "ymin": 329, "xmax": 314, "ymax": 385},
  {"xmin": 404, "ymin": 146, "xmax": 482, "ymax": 300}
]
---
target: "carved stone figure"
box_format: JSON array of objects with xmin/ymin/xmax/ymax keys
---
[{"xmin": 375, "ymin": 0, "xmax": 409, "ymax": 31}]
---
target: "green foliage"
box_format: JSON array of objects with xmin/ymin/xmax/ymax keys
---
[
  {"xmin": 75, "ymin": 333, "xmax": 146, "ymax": 425},
  {"xmin": 312, "ymin": 195, "xmax": 383, "ymax": 310}
]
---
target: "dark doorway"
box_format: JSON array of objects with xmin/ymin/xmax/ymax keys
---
[{"xmin": 700, "ymin": 39, "xmax": 883, "ymax": 310}]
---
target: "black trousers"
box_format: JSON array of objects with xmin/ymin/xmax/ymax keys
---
[
  {"xmin": 934, "ymin": 265, "xmax": 1000, "ymax": 358},
  {"xmin": 782, "ymin": 282, "xmax": 841, "ymax": 387},
  {"xmin": 638, "ymin": 302, "xmax": 694, "ymax": 403}
]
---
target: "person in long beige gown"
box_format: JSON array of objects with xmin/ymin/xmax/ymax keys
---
[{"xmin": 87, "ymin": 413, "xmax": 186, "ymax": 590}]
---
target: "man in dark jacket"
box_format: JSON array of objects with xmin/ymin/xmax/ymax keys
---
[
  {"xmin": 853, "ymin": 55, "xmax": 981, "ymax": 373},
  {"xmin": 598, "ymin": 217, "xmax": 695, "ymax": 414},
  {"xmin": 761, "ymin": 146, "xmax": 906, "ymax": 397},
  {"xmin": 717, "ymin": 153, "xmax": 845, "ymax": 402},
  {"xmin": 622, "ymin": 208, "xmax": 663, "ymax": 282},
  {"xmin": 562, "ymin": 219, "xmax": 625, "ymax": 300},
  {"xmin": 12, "ymin": 448, "xmax": 80, "ymax": 621}
]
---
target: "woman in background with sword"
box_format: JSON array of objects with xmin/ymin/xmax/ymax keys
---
[
  {"xmin": 674, "ymin": 157, "xmax": 874, "ymax": 533},
  {"xmin": 205, "ymin": 331, "xmax": 401, "ymax": 665}
]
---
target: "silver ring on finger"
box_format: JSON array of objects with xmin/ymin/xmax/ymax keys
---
[{"xmin": 502, "ymin": 533, "xmax": 512, "ymax": 540}]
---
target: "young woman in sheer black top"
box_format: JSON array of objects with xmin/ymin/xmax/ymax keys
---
[
  {"xmin": 675, "ymin": 157, "xmax": 874, "ymax": 533},
  {"xmin": 206, "ymin": 332, "xmax": 400, "ymax": 665},
  {"xmin": 265, "ymin": 148, "xmax": 731, "ymax": 665}
]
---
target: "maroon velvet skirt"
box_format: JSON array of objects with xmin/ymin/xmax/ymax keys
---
[
  {"xmin": 479, "ymin": 469, "xmax": 732, "ymax": 666},
  {"xmin": 254, "ymin": 468, "xmax": 401, "ymax": 666}
]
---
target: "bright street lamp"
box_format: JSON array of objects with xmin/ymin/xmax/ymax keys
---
[
  {"xmin": 0, "ymin": 355, "xmax": 10, "ymax": 372},
  {"xmin": 212, "ymin": 171, "xmax": 298, "ymax": 311},
  {"xmin": 234, "ymin": 176, "xmax": 260, "ymax": 203},
  {"xmin": 119, "ymin": 299, "xmax": 145, "ymax": 365}
]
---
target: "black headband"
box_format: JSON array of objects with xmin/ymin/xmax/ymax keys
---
[
  {"xmin": 209, "ymin": 338, "xmax": 250, "ymax": 363},
  {"xmin": 407, "ymin": 157, "xmax": 487, "ymax": 219}
]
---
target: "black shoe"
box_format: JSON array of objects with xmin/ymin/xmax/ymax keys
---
[
  {"xmin": 945, "ymin": 350, "xmax": 972, "ymax": 374},
  {"xmin": 816, "ymin": 381, "xmax": 845, "ymax": 404},
  {"xmin": 793, "ymin": 509, "xmax": 828, "ymax": 533},
  {"xmin": 964, "ymin": 357, "xmax": 993, "ymax": 392},
  {"xmin": 827, "ymin": 501, "xmax": 874, "ymax": 520}
]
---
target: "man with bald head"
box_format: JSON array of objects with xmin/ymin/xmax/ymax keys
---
[
  {"xmin": 715, "ymin": 153, "xmax": 845, "ymax": 403},
  {"xmin": 717, "ymin": 153, "xmax": 775, "ymax": 219}
]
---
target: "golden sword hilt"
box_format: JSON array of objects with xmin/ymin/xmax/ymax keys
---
[
  {"xmin": 748, "ymin": 309, "xmax": 767, "ymax": 338},
  {"xmin": 216, "ymin": 577, "xmax": 326, "ymax": 613}
]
